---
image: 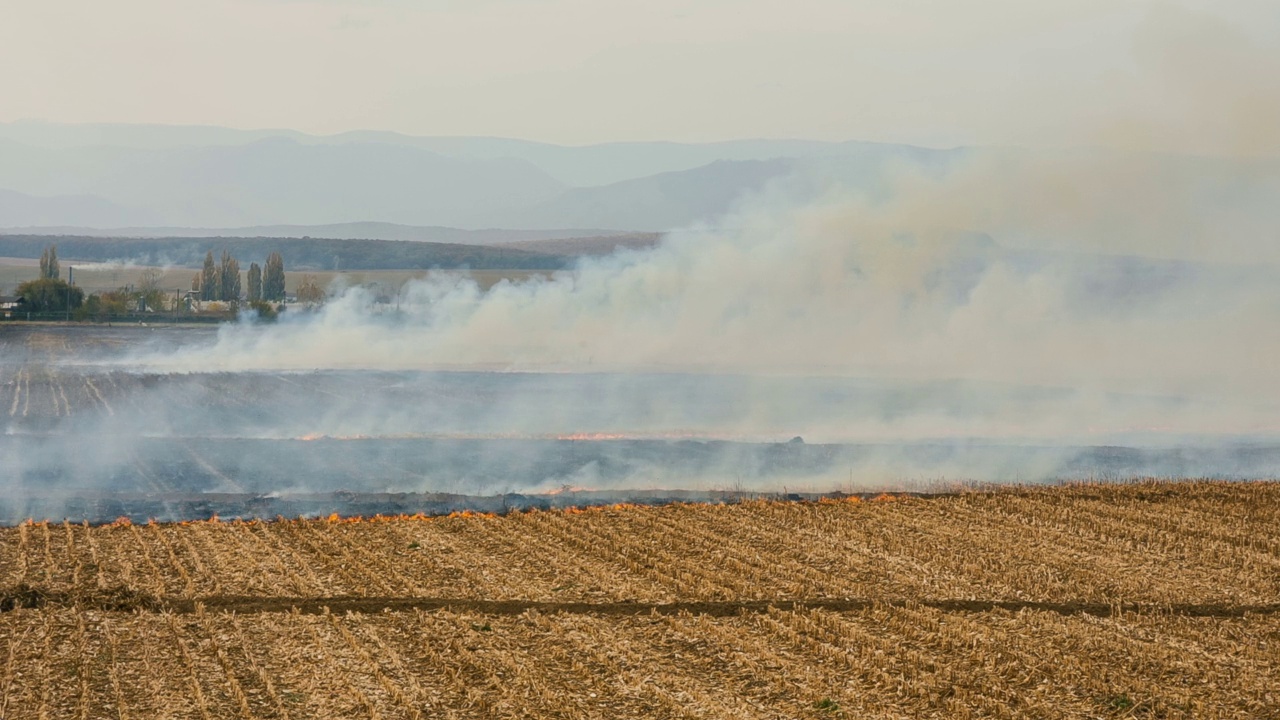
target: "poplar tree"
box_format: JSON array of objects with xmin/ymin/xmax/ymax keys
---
[
  {"xmin": 247, "ymin": 262, "xmax": 262, "ymax": 302},
  {"xmin": 201, "ymin": 251, "xmax": 218, "ymax": 301},
  {"xmin": 219, "ymin": 250, "xmax": 241, "ymax": 303},
  {"xmin": 263, "ymin": 252, "xmax": 286, "ymax": 301},
  {"xmin": 39, "ymin": 245, "xmax": 60, "ymax": 280}
]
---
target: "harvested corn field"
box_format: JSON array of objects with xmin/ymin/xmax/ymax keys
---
[{"xmin": 1, "ymin": 481, "xmax": 1279, "ymax": 718}]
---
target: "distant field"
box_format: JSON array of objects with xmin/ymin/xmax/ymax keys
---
[
  {"xmin": 0, "ymin": 481, "xmax": 1277, "ymax": 718},
  {"xmin": 0, "ymin": 258, "xmax": 549, "ymax": 296},
  {"xmin": 0, "ymin": 235, "xmax": 574, "ymax": 272},
  {"xmin": 497, "ymin": 232, "xmax": 662, "ymax": 256}
]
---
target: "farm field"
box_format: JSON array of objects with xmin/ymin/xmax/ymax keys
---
[
  {"xmin": 0, "ymin": 257, "xmax": 547, "ymax": 297},
  {"xmin": 1, "ymin": 481, "xmax": 1278, "ymax": 718}
]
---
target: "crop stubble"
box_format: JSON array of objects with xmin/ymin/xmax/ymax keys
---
[{"xmin": 0, "ymin": 481, "xmax": 1277, "ymax": 718}]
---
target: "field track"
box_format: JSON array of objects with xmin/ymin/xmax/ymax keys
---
[
  {"xmin": 0, "ymin": 481, "xmax": 1278, "ymax": 718},
  {"xmin": 8, "ymin": 589, "xmax": 1280, "ymax": 619}
]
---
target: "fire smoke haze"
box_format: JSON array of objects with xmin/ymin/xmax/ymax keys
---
[
  {"xmin": 5, "ymin": 1, "xmax": 1280, "ymax": 521},
  {"xmin": 139, "ymin": 140, "xmax": 1280, "ymax": 443},
  {"xmin": 127, "ymin": 0, "xmax": 1280, "ymax": 440},
  {"xmin": 131, "ymin": 1, "xmax": 1280, "ymax": 443}
]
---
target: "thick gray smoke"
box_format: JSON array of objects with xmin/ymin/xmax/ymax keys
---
[{"xmin": 131, "ymin": 148, "xmax": 1280, "ymax": 443}]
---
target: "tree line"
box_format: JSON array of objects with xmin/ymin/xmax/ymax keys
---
[
  {"xmin": 10, "ymin": 244, "xmax": 296, "ymax": 316},
  {"xmin": 13, "ymin": 246, "xmax": 84, "ymax": 313},
  {"xmin": 194, "ymin": 250, "xmax": 285, "ymax": 302}
]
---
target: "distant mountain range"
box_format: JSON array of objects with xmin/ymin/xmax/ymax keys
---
[
  {"xmin": 0, "ymin": 234, "xmax": 576, "ymax": 271},
  {"xmin": 0, "ymin": 122, "xmax": 950, "ymax": 186},
  {"xmin": 0, "ymin": 222, "xmax": 621, "ymax": 244},
  {"xmin": 0, "ymin": 122, "xmax": 959, "ymax": 233},
  {"xmin": 4, "ymin": 122, "xmax": 1276, "ymax": 243}
]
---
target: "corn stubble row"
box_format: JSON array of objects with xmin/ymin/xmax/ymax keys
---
[{"xmin": 0, "ymin": 480, "xmax": 1276, "ymax": 718}]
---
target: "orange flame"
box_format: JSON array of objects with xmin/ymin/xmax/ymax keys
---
[
  {"xmin": 819, "ymin": 496, "xmax": 862, "ymax": 505},
  {"xmin": 446, "ymin": 510, "xmax": 496, "ymax": 519}
]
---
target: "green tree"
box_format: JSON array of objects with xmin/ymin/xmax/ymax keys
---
[
  {"xmin": 39, "ymin": 245, "xmax": 60, "ymax": 280},
  {"xmin": 17, "ymin": 278, "xmax": 82, "ymax": 313},
  {"xmin": 263, "ymin": 252, "xmax": 286, "ymax": 301},
  {"xmin": 201, "ymin": 251, "xmax": 218, "ymax": 301},
  {"xmin": 219, "ymin": 250, "xmax": 241, "ymax": 303},
  {"xmin": 247, "ymin": 262, "xmax": 263, "ymax": 302},
  {"xmin": 247, "ymin": 299, "xmax": 278, "ymax": 321}
]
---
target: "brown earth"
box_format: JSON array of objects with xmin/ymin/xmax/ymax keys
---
[{"xmin": 1, "ymin": 482, "xmax": 1278, "ymax": 718}]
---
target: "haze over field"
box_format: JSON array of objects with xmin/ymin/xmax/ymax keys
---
[
  {"xmin": 141, "ymin": 148, "xmax": 1280, "ymax": 443},
  {"xmin": 3, "ymin": 0, "xmax": 1280, "ymax": 497}
]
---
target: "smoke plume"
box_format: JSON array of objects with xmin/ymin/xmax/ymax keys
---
[{"xmin": 123, "ymin": 144, "xmax": 1280, "ymax": 443}]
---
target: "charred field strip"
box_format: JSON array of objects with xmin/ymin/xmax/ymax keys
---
[
  {"xmin": 0, "ymin": 481, "xmax": 1279, "ymax": 718},
  {"xmin": 8, "ymin": 433, "xmax": 1280, "ymax": 523},
  {"xmin": 7, "ymin": 324, "xmax": 1280, "ymax": 523}
]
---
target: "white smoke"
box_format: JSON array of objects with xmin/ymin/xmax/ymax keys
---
[
  {"xmin": 119, "ymin": 147, "xmax": 1280, "ymax": 442},
  {"xmin": 117, "ymin": 2, "xmax": 1280, "ymax": 445}
]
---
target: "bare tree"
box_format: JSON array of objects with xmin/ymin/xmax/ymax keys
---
[
  {"xmin": 139, "ymin": 267, "xmax": 162, "ymax": 292},
  {"xmin": 296, "ymin": 274, "xmax": 325, "ymax": 305},
  {"xmin": 138, "ymin": 267, "xmax": 166, "ymax": 312}
]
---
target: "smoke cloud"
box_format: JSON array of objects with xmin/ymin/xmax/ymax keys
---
[
  {"xmin": 122, "ymin": 145, "xmax": 1280, "ymax": 445},
  {"xmin": 8, "ymin": 2, "xmax": 1280, "ymax": 523}
]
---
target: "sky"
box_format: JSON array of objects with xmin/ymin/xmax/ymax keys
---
[{"xmin": 0, "ymin": 0, "xmax": 1277, "ymax": 152}]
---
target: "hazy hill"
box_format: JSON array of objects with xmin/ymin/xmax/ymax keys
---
[
  {"xmin": 0, "ymin": 136, "xmax": 567, "ymax": 228},
  {"xmin": 496, "ymin": 233, "xmax": 664, "ymax": 256},
  {"xmin": 0, "ymin": 223, "xmax": 621, "ymax": 244},
  {"xmin": 0, "ymin": 121, "xmax": 967, "ymax": 232},
  {"xmin": 3, "ymin": 123, "xmax": 1275, "ymax": 242},
  {"xmin": 491, "ymin": 159, "xmax": 793, "ymax": 231},
  {"xmin": 0, "ymin": 121, "xmax": 948, "ymax": 187},
  {"xmin": 0, "ymin": 188, "xmax": 146, "ymax": 228},
  {"xmin": 0, "ymin": 234, "xmax": 571, "ymax": 271},
  {"xmin": 326, "ymin": 132, "xmax": 947, "ymax": 187},
  {"xmin": 490, "ymin": 146, "xmax": 964, "ymax": 231}
]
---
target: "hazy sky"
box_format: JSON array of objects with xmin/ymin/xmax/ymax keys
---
[{"xmin": 2, "ymin": 0, "xmax": 1277, "ymax": 151}]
